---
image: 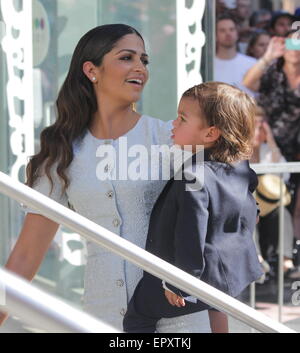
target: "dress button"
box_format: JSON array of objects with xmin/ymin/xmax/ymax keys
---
[
  {"xmin": 120, "ymin": 308, "xmax": 126, "ymax": 316},
  {"xmin": 104, "ymin": 164, "xmax": 109, "ymax": 173},
  {"xmin": 107, "ymin": 190, "xmax": 114, "ymax": 199},
  {"xmin": 113, "ymin": 218, "xmax": 120, "ymax": 227},
  {"xmin": 116, "ymin": 279, "xmax": 124, "ymax": 287}
]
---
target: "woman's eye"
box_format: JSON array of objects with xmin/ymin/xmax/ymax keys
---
[
  {"xmin": 180, "ymin": 116, "xmax": 186, "ymax": 122},
  {"xmin": 120, "ymin": 55, "xmax": 132, "ymax": 61},
  {"xmin": 120, "ymin": 55, "xmax": 149, "ymax": 66}
]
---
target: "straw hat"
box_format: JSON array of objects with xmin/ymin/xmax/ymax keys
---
[{"xmin": 255, "ymin": 174, "xmax": 291, "ymax": 217}]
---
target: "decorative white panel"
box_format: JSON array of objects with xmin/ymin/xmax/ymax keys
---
[
  {"xmin": 176, "ymin": 0, "xmax": 206, "ymax": 102},
  {"xmin": 0, "ymin": 0, "xmax": 34, "ymax": 181}
]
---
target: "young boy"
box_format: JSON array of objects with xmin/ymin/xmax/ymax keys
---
[{"xmin": 123, "ymin": 82, "xmax": 263, "ymax": 333}]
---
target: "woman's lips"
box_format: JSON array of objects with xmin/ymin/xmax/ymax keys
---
[{"xmin": 126, "ymin": 81, "xmax": 143, "ymax": 89}]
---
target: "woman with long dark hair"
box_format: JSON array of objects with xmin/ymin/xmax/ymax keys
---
[
  {"xmin": 243, "ymin": 30, "xmax": 300, "ymax": 266},
  {"xmin": 0, "ymin": 24, "xmax": 210, "ymax": 332},
  {"xmin": 246, "ymin": 30, "xmax": 271, "ymax": 59}
]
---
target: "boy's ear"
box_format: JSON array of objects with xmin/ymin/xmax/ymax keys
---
[{"xmin": 205, "ymin": 126, "xmax": 221, "ymax": 142}]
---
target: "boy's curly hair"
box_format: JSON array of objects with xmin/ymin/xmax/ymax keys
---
[{"xmin": 182, "ymin": 82, "xmax": 256, "ymax": 164}]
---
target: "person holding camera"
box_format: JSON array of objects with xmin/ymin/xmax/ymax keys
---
[
  {"xmin": 243, "ymin": 30, "xmax": 300, "ymax": 247},
  {"xmin": 243, "ymin": 30, "xmax": 300, "ymax": 162}
]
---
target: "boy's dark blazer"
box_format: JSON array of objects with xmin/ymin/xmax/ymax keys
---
[{"xmin": 125, "ymin": 149, "xmax": 263, "ymax": 324}]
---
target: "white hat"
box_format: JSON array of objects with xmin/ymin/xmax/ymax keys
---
[{"xmin": 255, "ymin": 174, "xmax": 291, "ymax": 217}]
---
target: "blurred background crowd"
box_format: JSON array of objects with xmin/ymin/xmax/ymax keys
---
[{"xmin": 215, "ymin": 0, "xmax": 300, "ymax": 284}]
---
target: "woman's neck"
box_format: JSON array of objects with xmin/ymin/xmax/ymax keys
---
[{"xmin": 89, "ymin": 98, "xmax": 140, "ymax": 140}]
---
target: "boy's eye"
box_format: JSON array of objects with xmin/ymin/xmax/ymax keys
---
[
  {"xmin": 142, "ymin": 58, "xmax": 149, "ymax": 66},
  {"xmin": 180, "ymin": 116, "xmax": 186, "ymax": 122}
]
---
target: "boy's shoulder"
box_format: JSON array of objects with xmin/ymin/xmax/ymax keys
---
[
  {"xmin": 174, "ymin": 158, "xmax": 256, "ymax": 191},
  {"xmin": 204, "ymin": 159, "xmax": 258, "ymax": 193}
]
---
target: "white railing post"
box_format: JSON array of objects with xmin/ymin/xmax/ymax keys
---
[{"xmin": 278, "ymin": 173, "xmax": 285, "ymax": 322}]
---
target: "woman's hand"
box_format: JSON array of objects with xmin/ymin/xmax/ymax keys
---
[
  {"xmin": 243, "ymin": 37, "xmax": 285, "ymax": 91},
  {"xmin": 263, "ymin": 37, "xmax": 286, "ymax": 64},
  {"xmin": 164, "ymin": 290, "xmax": 185, "ymax": 307}
]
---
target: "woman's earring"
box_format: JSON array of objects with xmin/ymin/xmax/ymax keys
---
[
  {"xmin": 132, "ymin": 102, "xmax": 137, "ymax": 112},
  {"xmin": 92, "ymin": 77, "xmax": 96, "ymax": 83}
]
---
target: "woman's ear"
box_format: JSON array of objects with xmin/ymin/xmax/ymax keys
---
[{"xmin": 83, "ymin": 61, "xmax": 98, "ymax": 83}]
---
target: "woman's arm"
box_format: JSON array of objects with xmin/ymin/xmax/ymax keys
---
[
  {"xmin": 243, "ymin": 37, "xmax": 285, "ymax": 92},
  {"xmin": 0, "ymin": 213, "xmax": 59, "ymax": 325}
]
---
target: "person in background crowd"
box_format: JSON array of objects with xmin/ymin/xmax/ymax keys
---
[
  {"xmin": 243, "ymin": 29, "xmax": 300, "ymax": 254},
  {"xmin": 234, "ymin": 0, "xmax": 254, "ymax": 53},
  {"xmin": 249, "ymin": 9, "xmax": 272, "ymax": 31},
  {"xmin": 246, "ymin": 30, "xmax": 271, "ymax": 59},
  {"xmin": 216, "ymin": 0, "xmax": 231, "ymax": 16},
  {"xmin": 214, "ymin": 15, "xmax": 257, "ymax": 96},
  {"xmin": 243, "ymin": 30, "xmax": 300, "ymax": 161},
  {"xmin": 270, "ymin": 11, "xmax": 295, "ymax": 37},
  {"xmin": 235, "ymin": 0, "xmax": 252, "ymax": 27},
  {"xmin": 250, "ymin": 106, "xmax": 299, "ymax": 280},
  {"xmin": 295, "ymin": 7, "xmax": 300, "ymax": 19}
]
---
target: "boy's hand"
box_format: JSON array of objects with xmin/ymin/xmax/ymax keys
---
[{"xmin": 164, "ymin": 290, "xmax": 185, "ymax": 307}]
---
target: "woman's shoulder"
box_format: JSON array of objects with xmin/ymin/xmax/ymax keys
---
[
  {"xmin": 72, "ymin": 132, "xmax": 88, "ymax": 154},
  {"xmin": 140, "ymin": 115, "xmax": 173, "ymax": 144}
]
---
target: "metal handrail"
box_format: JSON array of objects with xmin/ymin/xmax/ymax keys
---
[
  {"xmin": 0, "ymin": 267, "xmax": 118, "ymax": 333},
  {"xmin": 0, "ymin": 170, "xmax": 296, "ymax": 333},
  {"xmin": 251, "ymin": 162, "xmax": 300, "ymax": 174}
]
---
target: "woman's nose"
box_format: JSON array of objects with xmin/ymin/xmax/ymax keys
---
[{"xmin": 134, "ymin": 59, "xmax": 147, "ymax": 72}]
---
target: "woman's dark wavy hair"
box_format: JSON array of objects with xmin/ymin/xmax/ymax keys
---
[{"xmin": 26, "ymin": 24, "xmax": 144, "ymax": 193}]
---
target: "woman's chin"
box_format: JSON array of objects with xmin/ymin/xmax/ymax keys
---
[{"xmin": 128, "ymin": 92, "xmax": 142, "ymax": 102}]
